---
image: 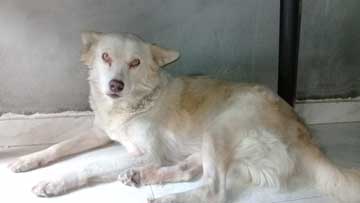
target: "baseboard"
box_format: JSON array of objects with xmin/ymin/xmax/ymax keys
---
[
  {"xmin": 0, "ymin": 111, "xmax": 93, "ymax": 147},
  {"xmin": 295, "ymin": 98, "xmax": 360, "ymax": 124}
]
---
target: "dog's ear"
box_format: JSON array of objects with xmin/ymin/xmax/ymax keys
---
[
  {"xmin": 150, "ymin": 44, "xmax": 180, "ymax": 67},
  {"xmin": 80, "ymin": 31, "xmax": 102, "ymax": 66}
]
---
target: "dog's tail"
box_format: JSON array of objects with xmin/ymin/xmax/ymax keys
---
[{"xmin": 300, "ymin": 143, "xmax": 360, "ymax": 202}]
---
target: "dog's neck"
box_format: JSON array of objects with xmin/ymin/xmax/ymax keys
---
[{"xmin": 127, "ymin": 85, "xmax": 162, "ymax": 113}]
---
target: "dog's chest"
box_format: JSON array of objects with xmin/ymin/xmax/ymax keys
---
[
  {"xmin": 98, "ymin": 113, "xmax": 196, "ymax": 161},
  {"xmin": 99, "ymin": 114, "xmax": 155, "ymax": 156}
]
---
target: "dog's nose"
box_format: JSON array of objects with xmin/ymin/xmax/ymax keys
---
[{"xmin": 109, "ymin": 79, "xmax": 124, "ymax": 93}]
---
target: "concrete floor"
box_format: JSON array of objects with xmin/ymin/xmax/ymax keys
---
[{"xmin": 0, "ymin": 118, "xmax": 359, "ymax": 203}]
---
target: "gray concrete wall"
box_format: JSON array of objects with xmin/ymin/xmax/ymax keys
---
[
  {"xmin": 1, "ymin": 0, "xmax": 360, "ymax": 113},
  {"xmin": 298, "ymin": 0, "xmax": 360, "ymax": 99},
  {"xmin": 0, "ymin": 0, "xmax": 279, "ymax": 114}
]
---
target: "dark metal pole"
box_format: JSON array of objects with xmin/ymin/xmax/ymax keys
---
[{"xmin": 278, "ymin": 0, "xmax": 302, "ymax": 106}]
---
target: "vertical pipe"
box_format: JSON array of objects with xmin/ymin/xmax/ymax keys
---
[{"xmin": 278, "ymin": 0, "xmax": 302, "ymax": 106}]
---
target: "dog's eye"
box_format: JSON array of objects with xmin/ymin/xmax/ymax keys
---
[
  {"xmin": 129, "ymin": 58, "xmax": 140, "ymax": 69},
  {"xmin": 102, "ymin": 52, "xmax": 112, "ymax": 66}
]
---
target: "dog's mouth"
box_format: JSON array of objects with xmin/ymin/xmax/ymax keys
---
[{"xmin": 106, "ymin": 93, "xmax": 121, "ymax": 99}]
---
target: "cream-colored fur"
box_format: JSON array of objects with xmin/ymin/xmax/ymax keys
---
[{"xmin": 8, "ymin": 32, "xmax": 360, "ymax": 203}]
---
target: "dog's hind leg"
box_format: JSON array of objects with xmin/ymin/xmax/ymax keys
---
[
  {"xmin": 119, "ymin": 153, "xmax": 202, "ymax": 187},
  {"xmin": 150, "ymin": 133, "xmax": 228, "ymax": 203}
]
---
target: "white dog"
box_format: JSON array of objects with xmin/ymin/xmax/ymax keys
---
[{"xmin": 8, "ymin": 32, "xmax": 360, "ymax": 203}]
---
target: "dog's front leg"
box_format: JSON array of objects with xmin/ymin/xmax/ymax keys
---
[
  {"xmin": 119, "ymin": 153, "xmax": 202, "ymax": 187},
  {"xmin": 32, "ymin": 153, "xmax": 150, "ymax": 197},
  {"xmin": 8, "ymin": 126, "xmax": 111, "ymax": 172}
]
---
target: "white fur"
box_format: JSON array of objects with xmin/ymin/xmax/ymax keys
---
[{"xmin": 8, "ymin": 32, "xmax": 360, "ymax": 203}]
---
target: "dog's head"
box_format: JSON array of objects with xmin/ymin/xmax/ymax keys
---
[{"xmin": 81, "ymin": 32, "xmax": 179, "ymax": 101}]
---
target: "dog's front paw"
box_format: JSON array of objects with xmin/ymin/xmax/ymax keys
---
[
  {"xmin": 32, "ymin": 180, "xmax": 67, "ymax": 197},
  {"xmin": 8, "ymin": 157, "xmax": 43, "ymax": 173},
  {"xmin": 118, "ymin": 168, "xmax": 142, "ymax": 187}
]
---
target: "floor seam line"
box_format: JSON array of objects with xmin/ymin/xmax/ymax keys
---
[
  {"xmin": 150, "ymin": 185, "xmax": 156, "ymax": 199},
  {"xmin": 0, "ymin": 114, "xmax": 93, "ymax": 121},
  {"xmin": 271, "ymin": 195, "xmax": 325, "ymax": 203}
]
